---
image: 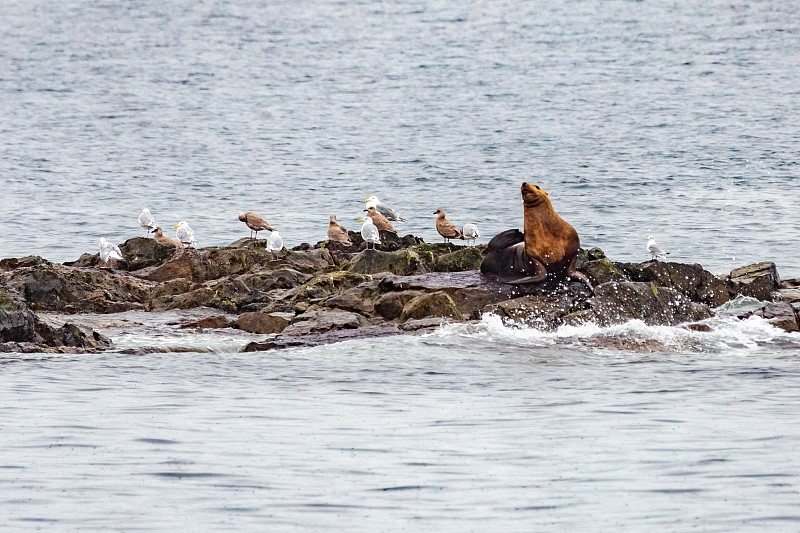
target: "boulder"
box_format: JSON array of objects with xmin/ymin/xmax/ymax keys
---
[
  {"xmin": 400, "ymin": 292, "xmax": 463, "ymax": 323},
  {"xmin": 281, "ymin": 310, "xmax": 367, "ymax": 336},
  {"xmin": 729, "ymin": 262, "xmax": 780, "ymax": 301},
  {"xmin": 0, "ymin": 288, "xmax": 36, "ymax": 343},
  {"xmin": 348, "ymin": 249, "xmax": 433, "ymax": 276},
  {"xmin": 742, "ymin": 302, "xmax": 799, "ymax": 333},
  {"xmin": 485, "ymin": 294, "xmax": 585, "ymax": 330},
  {"xmin": 236, "ymin": 312, "xmax": 293, "ymax": 334},
  {"xmin": 590, "ymin": 281, "xmax": 712, "ymax": 326},
  {"xmin": 618, "ymin": 261, "xmax": 732, "ymax": 307},
  {"xmin": 373, "ymin": 290, "xmax": 426, "ymax": 320},
  {"xmin": 579, "ymin": 258, "xmax": 628, "ymax": 286},
  {"xmin": 34, "ymin": 321, "xmax": 112, "ymax": 349},
  {"xmin": 267, "ymin": 271, "xmax": 373, "ymax": 313},
  {"xmin": 180, "ymin": 315, "xmax": 236, "ymax": 329},
  {"xmin": 242, "ymin": 324, "xmax": 402, "ymax": 352},
  {"xmin": 282, "ymin": 248, "xmax": 335, "ymax": 273},
  {"xmin": 322, "ymin": 281, "xmax": 381, "ymax": 316},
  {"xmin": 118, "ymin": 237, "xmax": 178, "ymax": 271},
  {"xmin": 1, "ymin": 256, "xmax": 50, "ymax": 271},
  {"xmin": 433, "ymin": 247, "xmax": 484, "ymax": 272}
]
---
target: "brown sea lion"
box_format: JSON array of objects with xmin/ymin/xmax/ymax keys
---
[{"xmin": 481, "ymin": 183, "xmax": 591, "ymax": 290}]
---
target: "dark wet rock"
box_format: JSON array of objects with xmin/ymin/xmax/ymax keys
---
[
  {"xmin": 180, "ymin": 315, "xmax": 236, "ymax": 329},
  {"xmin": 433, "ymin": 247, "xmax": 484, "ymax": 272},
  {"xmin": 236, "ymin": 311, "xmax": 293, "ymax": 334},
  {"xmin": 399, "ymin": 317, "xmax": 454, "ymax": 331},
  {"xmin": 1, "ymin": 256, "xmax": 50, "ymax": 271},
  {"xmin": 282, "ymin": 248, "xmax": 335, "ymax": 273},
  {"xmin": 683, "ymin": 322, "xmax": 713, "ymax": 333},
  {"xmin": 374, "ymin": 290, "xmax": 427, "ymax": 320},
  {"xmin": 266, "ymin": 271, "xmax": 373, "ymax": 314},
  {"xmin": 579, "ymin": 258, "xmax": 628, "ymax": 286},
  {"xmin": 242, "ymin": 324, "xmax": 402, "ymax": 352},
  {"xmin": 400, "ymin": 291, "xmax": 463, "ymax": 323},
  {"xmin": 729, "ymin": 262, "xmax": 780, "ymax": 301},
  {"xmin": 618, "ymin": 261, "xmax": 732, "ymax": 307},
  {"xmin": 0, "ymin": 288, "xmax": 36, "ymax": 343},
  {"xmin": 741, "ymin": 302, "xmax": 799, "ymax": 333},
  {"xmin": 591, "ymin": 281, "xmax": 712, "ymax": 326},
  {"xmin": 281, "ymin": 310, "xmax": 367, "ymax": 336},
  {"xmin": 118, "ymin": 237, "xmax": 178, "ymax": 271},
  {"xmin": 485, "ymin": 293, "xmax": 587, "ymax": 330},
  {"xmin": 777, "ymin": 289, "xmax": 800, "ymax": 305},
  {"xmin": 34, "ymin": 321, "xmax": 112, "ymax": 349},
  {"xmin": 322, "ymin": 281, "xmax": 381, "ymax": 316},
  {"xmin": 348, "ymin": 248, "xmax": 433, "ymax": 276},
  {"xmin": 561, "ymin": 309, "xmax": 598, "ymax": 327},
  {"xmin": 1, "ymin": 263, "xmax": 151, "ymax": 313},
  {"xmin": 781, "ymin": 278, "xmax": 800, "ymax": 289}
]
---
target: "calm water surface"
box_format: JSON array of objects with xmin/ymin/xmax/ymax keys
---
[{"xmin": 1, "ymin": 0, "xmax": 800, "ymax": 530}]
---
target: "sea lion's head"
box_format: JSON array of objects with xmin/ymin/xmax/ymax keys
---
[{"xmin": 521, "ymin": 182, "xmax": 552, "ymax": 208}]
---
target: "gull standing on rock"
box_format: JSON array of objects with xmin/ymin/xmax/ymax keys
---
[
  {"xmin": 462, "ymin": 223, "xmax": 480, "ymax": 247},
  {"xmin": 238, "ymin": 211, "xmax": 276, "ymax": 240},
  {"xmin": 647, "ymin": 235, "xmax": 669, "ymax": 261},
  {"xmin": 174, "ymin": 221, "xmax": 198, "ymax": 250},
  {"xmin": 327, "ymin": 214, "xmax": 352, "ymax": 245},
  {"xmin": 365, "ymin": 195, "xmax": 406, "ymax": 222},
  {"xmin": 364, "ymin": 206, "xmax": 398, "ymax": 236},
  {"xmin": 266, "ymin": 230, "xmax": 283, "ymax": 261},
  {"xmin": 153, "ymin": 227, "xmax": 181, "ymax": 249},
  {"xmin": 359, "ymin": 217, "xmax": 381, "ymax": 250},
  {"xmin": 138, "ymin": 208, "xmax": 157, "ymax": 237},
  {"xmin": 433, "ymin": 209, "xmax": 465, "ymax": 243},
  {"xmin": 98, "ymin": 238, "xmax": 123, "ymax": 267}
]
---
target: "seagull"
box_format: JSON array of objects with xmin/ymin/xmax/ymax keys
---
[
  {"xmin": 327, "ymin": 214, "xmax": 352, "ymax": 245},
  {"xmin": 174, "ymin": 221, "xmax": 198, "ymax": 250},
  {"xmin": 359, "ymin": 217, "xmax": 381, "ymax": 250},
  {"xmin": 138, "ymin": 208, "xmax": 157, "ymax": 237},
  {"xmin": 238, "ymin": 211, "xmax": 276, "ymax": 240},
  {"xmin": 364, "ymin": 206, "xmax": 398, "ymax": 235},
  {"xmin": 153, "ymin": 227, "xmax": 181, "ymax": 249},
  {"xmin": 433, "ymin": 209, "xmax": 465, "ymax": 243},
  {"xmin": 365, "ymin": 195, "xmax": 405, "ymax": 222},
  {"xmin": 462, "ymin": 223, "xmax": 480, "ymax": 246},
  {"xmin": 647, "ymin": 235, "xmax": 669, "ymax": 261},
  {"xmin": 266, "ymin": 230, "xmax": 283, "ymax": 261},
  {"xmin": 98, "ymin": 237, "xmax": 123, "ymax": 267}
]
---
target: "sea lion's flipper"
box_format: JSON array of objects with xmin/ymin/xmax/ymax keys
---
[
  {"xmin": 485, "ymin": 229, "xmax": 525, "ymax": 253},
  {"xmin": 506, "ymin": 255, "xmax": 547, "ymax": 285},
  {"xmin": 566, "ymin": 255, "xmax": 594, "ymax": 293}
]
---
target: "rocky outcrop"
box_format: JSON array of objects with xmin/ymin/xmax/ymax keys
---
[
  {"xmin": 739, "ymin": 302, "xmax": 800, "ymax": 333},
  {"xmin": 729, "ymin": 262, "xmax": 780, "ymax": 301},
  {"xmin": 589, "ymin": 281, "xmax": 712, "ymax": 326},
  {"xmin": 618, "ymin": 261, "xmax": 732, "ymax": 307},
  {"xmin": 236, "ymin": 312, "xmax": 293, "ymax": 334}
]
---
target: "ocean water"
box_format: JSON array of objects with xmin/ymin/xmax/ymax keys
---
[{"xmin": 2, "ymin": 0, "xmax": 800, "ymax": 530}]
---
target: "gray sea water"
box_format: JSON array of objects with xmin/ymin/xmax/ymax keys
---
[{"xmin": 2, "ymin": 0, "xmax": 800, "ymax": 530}]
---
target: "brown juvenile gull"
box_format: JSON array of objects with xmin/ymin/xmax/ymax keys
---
[
  {"xmin": 327, "ymin": 214, "xmax": 353, "ymax": 245},
  {"xmin": 433, "ymin": 209, "xmax": 465, "ymax": 243},
  {"xmin": 238, "ymin": 211, "xmax": 276, "ymax": 240},
  {"xmin": 365, "ymin": 206, "xmax": 398, "ymax": 234},
  {"xmin": 153, "ymin": 227, "xmax": 181, "ymax": 248}
]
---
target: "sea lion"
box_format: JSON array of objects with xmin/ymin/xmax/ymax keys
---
[
  {"xmin": 433, "ymin": 209, "xmax": 465, "ymax": 243},
  {"xmin": 481, "ymin": 183, "xmax": 591, "ymax": 290}
]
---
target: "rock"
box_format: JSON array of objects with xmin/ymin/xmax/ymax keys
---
[
  {"xmin": 777, "ymin": 289, "xmax": 800, "ymax": 304},
  {"xmin": 236, "ymin": 312, "xmax": 293, "ymax": 334},
  {"xmin": 348, "ymin": 249, "xmax": 433, "ymax": 276},
  {"xmin": 322, "ymin": 281, "xmax": 380, "ymax": 316},
  {"xmin": 374, "ymin": 290, "xmax": 427, "ymax": 320},
  {"xmin": 281, "ymin": 310, "xmax": 367, "ymax": 336},
  {"xmin": 781, "ymin": 278, "xmax": 800, "ymax": 289},
  {"xmin": 34, "ymin": 321, "xmax": 112, "ymax": 349},
  {"xmin": 0, "ymin": 256, "xmax": 50, "ymax": 271},
  {"xmin": 729, "ymin": 262, "xmax": 780, "ymax": 301},
  {"xmin": 1, "ymin": 263, "xmax": 151, "ymax": 313},
  {"xmin": 282, "ymin": 248, "xmax": 335, "ymax": 273},
  {"xmin": 136, "ymin": 253, "xmax": 210, "ymax": 283},
  {"xmin": 683, "ymin": 322, "xmax": 713, "ymax": 332},
  {"xmin": 180, "ymin": 316, "xmax": 236, "ymax": 329},
  {"xmin": 485, "ymin": 294, "xmax": 584, "ymax": 330},
  {"xmin": 579, "ymin": 258, "xmax": 628, "ymax": 286},
  {"xmin": 118, "ymin": 237, "xmax": 178, "ymax": 271},
  {"xmin": 267, "ymin": 271, "xmax": 373, "ymax": 313},
  {"xmin": 400, "ymin": 292, "xmax": 463, "ymax": 323},
  {"xmin": 399, "ymin": 317, "xmax": 451, "ymax": 331},
  {"xmin": 743, "ymin": 302, "xmax": 799, "ymax": 333},
  {"xmin": 618, "ymin": 261, "xmax": 731, "ymax": 307},
  {"xmin": 590, "ymin": 281, "xmax": 712, "ymax": 326},
  {"xmin": 241, "ymin": 324, "xmax": 402, "ymax": 352},
  {"xmin": 562, "ymin": 309, "xmax": 598, "ymax": 327},
  {"xmin": 0, "ymin": 288, "xmax": 36, "ymax": 343},
  {"xmin": 433, "ymin": 247, "xmax": 484, "ymax": 272}
]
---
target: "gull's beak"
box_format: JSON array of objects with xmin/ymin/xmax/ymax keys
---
[
  {"xmin": 174, "ymin": 224, "xmax": 179, "ymax": 228},
  {"xmin": 364, "ymin": 199, "xmax": 369, "ymax": 202},
  {"xmin": 358, "ymin": 219, "xmax": 364, "ymax": 222}
]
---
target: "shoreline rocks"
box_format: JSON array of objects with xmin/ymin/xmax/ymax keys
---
[{"xmin": 0, "ymin": 234, "xmax": 793, "ymax": 352}]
